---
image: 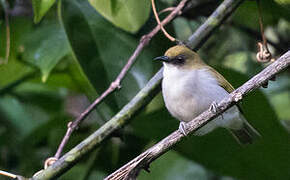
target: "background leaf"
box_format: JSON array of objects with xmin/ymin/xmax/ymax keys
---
[
  {"xmin": 61, "ymin": 0, "xmax": 164, "ymax": 110},
  {"xmin": 32, "ymin": 0, "xmax": 57, "ymax": 23},
  {"xmin": 21, "ymin": 23, "xmax": 70, "ymax": 82},
  {"xmin": 88, "ymin": 0, "xmax": 151, "ymax": 33}
]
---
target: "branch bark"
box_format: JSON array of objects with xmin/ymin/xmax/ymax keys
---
[
  {"xmin": 32, "ymin": 0, "xmax": 244, "ymax": 179},
  {"xmin": 105, "ymin": 50, "xmax": 290, "ymax": 180}
]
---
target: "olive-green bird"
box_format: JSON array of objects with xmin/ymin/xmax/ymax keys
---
[{"xmin": 155, "ymin": 45, "xmax": 260, "ymax": 144}]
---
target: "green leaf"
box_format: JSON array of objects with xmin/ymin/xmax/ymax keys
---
[
  {"xmin": 234, "ymin": 0, "xmax": 290, "ymax": 29},
  {"xmin": 173, "ymin": 17, "xmax": 193, "ymax": 42},
  {"xmin": 88, "ymin": 0, "xmax": 151, "ymax": 33},
  {"xmin": 32, "ymin": 0, "xmax": 57, "ymax": 23},
  {"xmin": 263, "ymin": 74, "xmax": 290, "ymax": 121},
  {"xmin": 61, "ymin": 0, "xmax": 161, "ymax": 109},
  {"xmin": 275, "ymin": 0, "xmax": 290, "ymax": 5},
  {"xmin": 21, "ymin": 23, "xmax": 70, "ymax": 82},
  {"xmin": 0, "ymin": 95, "xmax": 49, "ymax": 137},
  {"xmin": 0, "ymin": 18, "xmax": 34, "ymax": 88}
]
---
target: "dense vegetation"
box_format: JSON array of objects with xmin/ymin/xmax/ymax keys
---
[{"xmin": 0, "ymin": 0, "xmax": 289, "ymax": 179}]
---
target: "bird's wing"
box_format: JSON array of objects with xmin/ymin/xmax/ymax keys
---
[
  {"xmin": 206, "ymin": 67, "xmax": 235, "ymax": 93},
  {"xmin": 207, "ymin": 66, "xmax": 244, "ymax": 113}
]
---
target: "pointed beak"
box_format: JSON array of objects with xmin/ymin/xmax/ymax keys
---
[{"xmin": 154, "ymin": 56, "xmax": 170, "ymax": 62}]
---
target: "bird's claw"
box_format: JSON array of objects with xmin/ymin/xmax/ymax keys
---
[
  {"xmin": 210, "ymin": 101, "xmax": 218, "ymax": 113},
  {"xmin": 210, "ymin": 101, "xmax": 224, "ymax": 119},
  {"xmin": 179, "ymin": 122, "xmax": 188, "ymax": 136}
]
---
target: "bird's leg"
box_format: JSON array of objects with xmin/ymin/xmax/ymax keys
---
[{"xmin": 179, "ymin": 122, "xmax": 189, "ymax": 136}]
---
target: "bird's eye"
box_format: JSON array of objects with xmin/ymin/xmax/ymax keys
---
[
  {"xmin": 171, "ymin": 55, "xmax": 185, "ymax": 65},
  {"xmin": 176, "ymin": 55, "xmax": 184, "ymax": 62}
]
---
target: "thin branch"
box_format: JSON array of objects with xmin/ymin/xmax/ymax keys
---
[
  {"xmin": 231, "ymin": 22, "xmax": 285, "ymax": 54},
  {"xmin": 53, "ymin": 0, "xmax": 189, "ymax": 160},
  {"xmin": 105, "ymin": 50, "xmax": 290, "ymax": 180},
  {"xmin": 256, "ymin": 0, "xmax": 274, "ymax": 62},
  {"xmin": 31, "ymin": 0, "xmax": 243, "ymax": 179},
  {"xmin": 0, "ymin": 170, "xmax": 17, "ymax": 179},
  {"xmin": 159, "ymin": 7, "xmax": 176, "ymax": 15},
  {"xmin": 0, "ymin": 0, "xmax": 10, "ymax": 64},
  {"xmin": 0, "ymin": 170, "xmax": 28, "ymax": 180},
  {"xmin": 151, "ymin": 0, "xmax": 176, "ymax": 42}
]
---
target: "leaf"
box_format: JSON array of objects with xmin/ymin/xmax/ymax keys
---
[
  {"xmin": 32, "ymin": 0, "xmax": 57, "ymax": 23},
  {"xmin": 0, "ymin": 18, "xmax": 34, "ymax": 88},
  {"xmin": 88, "ymin": 0, "xmax": 151, "ymax": 33},
  {"xmin": 234, "ymin": 0, "xmax": 290, "ymax": 29},
  {"xmin": 263, "ymin": 74, "xmax": 290, "ymax": 121},
  {"xmin": 21, "ymin": 23, "xmax": 70, "ymax": 82},
  {"xmin": 61, "ymin": 0, "xmax": 162, "ymax": 109},
  {"xmin": 0, "ymin": 95, "xmax": 49, "ymax": 137},
  {"xmin": 173, "ymin": 17, "xmax": 193, "ymax": 42}
]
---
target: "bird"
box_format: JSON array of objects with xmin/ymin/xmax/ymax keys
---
[{"xmin": 155, "ymin": 45, "xmax": 260, "ymax": 144}]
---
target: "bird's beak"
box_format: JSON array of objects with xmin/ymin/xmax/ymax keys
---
[{"xmin": 154, "ymin": 56, "xmax": 170, "ymax": 62}]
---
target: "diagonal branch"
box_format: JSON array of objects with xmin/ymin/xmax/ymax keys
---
[
  {"xmin": 32, "ymin": 0, "xmax": 244, "ymax": 179},
  {"xmin": 54, "ymin": 0, "xmax": 189, "ymax": 160},
  {"xmin": 105, "ymin": 50, "xmax": 290, "ymax": 180}
]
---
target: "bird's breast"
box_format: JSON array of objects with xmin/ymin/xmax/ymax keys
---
[{"xmin": 162, "ymin": 67, "xmax": 229, "ymax": 122}]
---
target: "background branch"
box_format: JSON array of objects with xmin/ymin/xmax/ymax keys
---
[
  {"xmin": 32, "ymin": 0, "xmax": 244, "ymax": 179},
  {"xmin": 0, "ymin": 0, "xmax": 10, "ymax": 64},
  {"xmin": 105, "ymin": 50, "xmax": 290, "ymax": 180},
  {"xmin": 54, "ymin": 0, "xmax": 189, "ymax": 159}
]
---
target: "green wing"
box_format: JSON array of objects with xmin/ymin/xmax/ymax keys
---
[
  {"xmin": 207, "ymin": 66, "xmax": 244, "ymax": 113},
  {"xmin": 207, "ymin": 67, "xmax": 235, "ymax": 93}
]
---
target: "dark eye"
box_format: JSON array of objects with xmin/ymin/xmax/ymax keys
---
[
  {"xmin": 172, "ymin": 55, "xmax": 185, "ymax": 65},
  {"xmin": 177, "ymin": 56, "xmax": 184, "ymax": 61},
  {"xmin": 176, "ymin": 55, "xmax": 185, "ymax": 62}
]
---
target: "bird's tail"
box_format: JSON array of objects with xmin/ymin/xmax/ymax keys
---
[{"xmin": 229, "ymin": 120, "xmax": 261, "ymax": 145}]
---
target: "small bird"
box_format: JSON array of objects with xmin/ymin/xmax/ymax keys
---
[{"xmin": 155, "ymin": 45, "xmax": 260, "ymax": 144}]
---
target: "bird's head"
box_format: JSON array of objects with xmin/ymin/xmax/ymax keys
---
[{"xmin": 154, "ymin": 45, "xmax": 205, "ymax": 69}]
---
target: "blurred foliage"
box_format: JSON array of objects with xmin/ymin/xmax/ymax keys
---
[
  {"xmin": 88, "ymin": 0, "xmax": 151, "ymax": 33},
  {"xmin": 0, "ymin": 0, "xmax": 289, "ymax": 179},
  {"xmin": 32, "ymin": 0, "xmax": 56, "ymax": 23}
]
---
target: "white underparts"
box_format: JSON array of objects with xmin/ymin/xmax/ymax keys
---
[{"xmin": 162, "ymin": 64, "xmax": 244, "ymax": 135}]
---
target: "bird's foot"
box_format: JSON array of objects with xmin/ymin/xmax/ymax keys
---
[
  {"xmin": 210, "ymin": 101, "xmax": 218, "ymax": 113},
  {"xmin": 210, "ymin": 101, "xmax": 224, "ymax": 119},
  {"xmin": 179, "ymin": 122, "xmax": 189, "ymax": 136}
]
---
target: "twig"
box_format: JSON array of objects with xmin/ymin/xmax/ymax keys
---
[
  {"xmin": 0, "ymin": 170, "xmax": 17, "ymax": 179},
  {"xmin": 105, "ymin": 50, "xmax": 290, "ymax": 180},
  {"xmin": 32, "ymin": 0, "xmax": 243, "ymax": 179},
  {"xmin": 0, "ymin": 0, "xmax": 10, "ymax": 64},
  {"xmin": 256, "ymin": 0, "xmax": 274, "ymax": 62},
  {"xmin": 151, "ymin": 0, "xmax": 176, "ymax": 42},
  {"xmin": 159, "ymin": 7, "xmax": 176, "ymax": 15},
  {"xmin": 53, "ymin": 0, "xmax": 189, "ymax": 160}
]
